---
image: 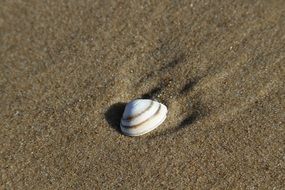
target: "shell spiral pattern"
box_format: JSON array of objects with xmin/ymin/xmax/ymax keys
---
[{"xmin": 120, "ymin": 99, "xmax": 168, "ymax": 136}]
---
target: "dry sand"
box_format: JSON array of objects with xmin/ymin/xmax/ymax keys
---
[{"xmin": 1, "ymin": 0, "xmax": 285, "ymax": 189}]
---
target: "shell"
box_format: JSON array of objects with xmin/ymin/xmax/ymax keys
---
[{"xmin": 120, "ymin": 99, "xmax": 168, "ymax": 136}]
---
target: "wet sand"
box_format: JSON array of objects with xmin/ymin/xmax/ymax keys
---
[{"xmin": 1, "ymin": 0, "xmax": 284, "ymax": 189}]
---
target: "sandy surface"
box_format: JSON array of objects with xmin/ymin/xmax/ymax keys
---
[{"xmin": 1, "ymin": 0, "xmax": 285, "ymax": 189}]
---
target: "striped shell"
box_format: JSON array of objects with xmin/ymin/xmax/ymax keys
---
[{"xmin": 120, "ymin": 99, "xmax": 168, "ymax": 136}]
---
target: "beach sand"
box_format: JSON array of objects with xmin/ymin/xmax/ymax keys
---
[{"xmin": 1, "ymin": 0, "xmax": 284, "ymax": 189}]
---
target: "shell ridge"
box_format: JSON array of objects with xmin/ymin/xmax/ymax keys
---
[
  {"xmin": 134, "ymin": 113, "xmax": 167, "ymax": 136},
  {"xmin": 121, "ymin": 101, "xmax": 160, "ymax": 126},
  {"xmin": 121, "ymin": 104, "xmax": 162, "ymax": 129},
  {"xmin": 120, "ymin": 99, "xmax": 168, "ymax": 136},
  {"xmin": 124, "ymin": 100, "xmax": 154, "ymax": 120}
]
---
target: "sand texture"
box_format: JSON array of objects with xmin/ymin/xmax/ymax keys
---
[{"xmin": 1, "ymin": 0, "xmax": 285, "ymax": 189}]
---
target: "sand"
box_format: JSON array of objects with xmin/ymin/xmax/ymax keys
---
[{"xmin": 0, "ymin": 0, "xmax": 284, "ymax": 189}]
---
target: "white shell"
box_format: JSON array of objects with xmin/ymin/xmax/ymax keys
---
[{"xmin": 120, "ymin": 99, "xmax": 168, "ymax": 136}]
